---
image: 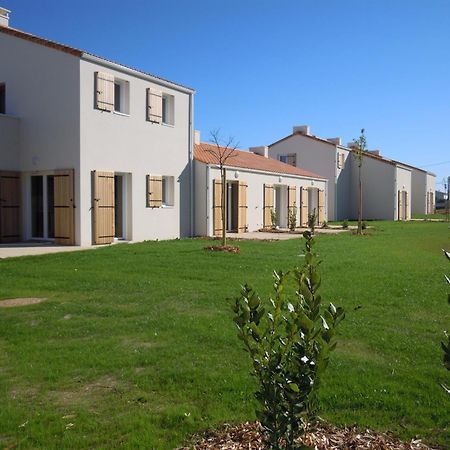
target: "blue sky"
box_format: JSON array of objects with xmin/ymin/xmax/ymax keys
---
[{"xmin": 3, "ymin": 0, "xmax": 450, "ymax": 188}]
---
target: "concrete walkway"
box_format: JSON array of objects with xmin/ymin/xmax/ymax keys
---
[
  {"xmin": 0, "ymin": 242, "xmax": 91, "ymax": 259},
  {"xmin": 226, "ymin": 227, "xmax": 351, "ymax": 241}
]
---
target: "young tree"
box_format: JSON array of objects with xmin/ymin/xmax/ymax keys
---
[
  {"xmin": 353, "ymin": 129, "xmax": 367, "ymax": 235},
  {"xmin": 203, "ymin": 130, "xmax": 239, "ymax": 247}
]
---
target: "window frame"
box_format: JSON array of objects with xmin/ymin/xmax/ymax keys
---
[
  {"xmin": 113, "ymin": 78, "xmax": 130, "ymax": 115},
  {"xmin": 161, "ymin": 93, "xmax": 175, "ymax": 126}
]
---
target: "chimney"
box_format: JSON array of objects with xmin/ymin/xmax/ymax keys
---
[
  {"xmin": 193, "ymin": 130, "xmax": 200, "ymax": 145},
  {"xmin": 250, "ymin": 146, "xmax": 269, "ymax": 158},
  {"xmin": 327, "ymin": 137, "xmax": 342, "ymax": 145},
  {"xmin": 369, "ymin": 149, "xmax": 380, "ymax": 156},
  {"xmin": 0, "ymin": 7, "xmax": 10, "ymax": 27},
  {"xmin": 347, "ymin": 142, "xmax": 358, "ymax": 149},
  {"xmin": 293, "ymin": 125, "xmax": 310, "ymax": 135}
]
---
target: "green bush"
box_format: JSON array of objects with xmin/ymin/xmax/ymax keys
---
[
  {"xmin": 233, "ymin": 231, "xmax": 345, "ymax": 449},
  {"xmin": 321, "ymin": 220, "xmax": 328, "ymax": 229},
  {"xmin": 362, "ymin": 221, "xmax": 367, "ymax": 230},
  {"xmin": 270, "ymin": 208, "xmax": 277, "ymax": 229},
  {"xmin": 288, "ymin": 206, "xmax": 297, "ymax": 232},
  {"xmin": 308, "ymin": 208, "xmax": 317, "ymax": 234},
  {"xmin": 342, "ymin": 219, "xmax": 349, "ymax": 229}
]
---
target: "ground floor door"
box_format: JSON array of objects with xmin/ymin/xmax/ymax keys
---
[
  {"xmin": 92, "ymin": 171, "xmax": 129, "ymax": 244},
  {"xmin": 398, "ymin": 190, "xmax": 408, "ymax": 220},
  {"xmin": 30, "ymin": 170, "xmax": 75, "ymax": 245},
  {"xmin": 226, "ymin": 181, "xmax": 239, "ymax": 232},
  {"xmin": 0, "ymin": 171, "xmax": 21, "ymax": 243}
]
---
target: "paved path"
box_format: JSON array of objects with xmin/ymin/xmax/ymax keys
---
[
  {"xmin": 0, "ymin": 242, "xmax": 92, "ymax": 259},
  {"xmin": 227, "ymin": 227, "xmax": 351, "ymax": 240}
]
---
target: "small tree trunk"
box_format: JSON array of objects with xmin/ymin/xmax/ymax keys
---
[
  {"xmin": 358, "ymin": 164, "xmax": 363, "ymax": 235},
  {"xmin": 221, "ymin": 167, "xmax": 227, "ymax": 247}
]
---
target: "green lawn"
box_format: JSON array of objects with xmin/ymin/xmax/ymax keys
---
[
  {"xmin": 0, "ymin": 222, "xmax": 449, "ymax": 449},
  {"xmin": 412, "ymin": 211, "xmax": 449, "ymax": 220}
]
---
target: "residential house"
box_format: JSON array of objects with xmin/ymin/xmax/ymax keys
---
[
  {"xmin": 268, "ymin": 125, "xmax": 432, "ymax": 221},
  {"xmin": 194, "ymin": 132, "xmax": 328, "ymax": 236},
  {"xmin": 0, "ymin": 9, "xmax": 194, "ymax": 246}
]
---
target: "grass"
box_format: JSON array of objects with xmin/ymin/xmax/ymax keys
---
[
  {"xmin": 412, "ymin": 210, "xmax": 449, "ymax": 220},
  {"xmin": 0, "ymin": 221, "xmax": 449, "ymax": 449}
]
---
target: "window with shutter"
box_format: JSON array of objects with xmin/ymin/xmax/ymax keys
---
[
  {"xmin": 147, "ymin": 88, "xmax": 163, "ymax": 123},
  {"xmin": 300, "ymin": 187, "xmax": 309, "ymax": 227},
  {"xmin": 213, "ymin": 179, "xmax": 223, "ymax": 236},
  {"xmin": 238, "ymin": 181, "xmax": 248, "ymax": 232},
  {"xmin": 263, "ymin": 184, "xmax": 274, "ymax": 228},
  {"xmin": 146, "ymin": 175, "xmax": 163, "ymax": 208},
  {"xmin": 95, "ymin": 72, "xmax": 115, "ymax": 112}
]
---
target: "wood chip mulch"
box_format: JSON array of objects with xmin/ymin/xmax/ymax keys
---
[
  {"xmin": 205, "ymin": 245, "xmax": 240, "ymax": 253},
  {"xmin": 178, "ymin": 422, "xmax": 440, "ymax": 450}
]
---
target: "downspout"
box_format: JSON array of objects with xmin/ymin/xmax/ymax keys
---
[{"xmin": 189, "ymin": 92, "xmax": 194, "ymax": 236}]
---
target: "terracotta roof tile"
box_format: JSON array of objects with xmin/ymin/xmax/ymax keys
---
[{"xmin": 194, "ymin": 143, "xmax": 325, "ymax": 179}]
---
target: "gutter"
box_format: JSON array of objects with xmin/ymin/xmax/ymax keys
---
[{"xmin": 81, "ymin": 53, "xmax": 195, "ymax": 95}]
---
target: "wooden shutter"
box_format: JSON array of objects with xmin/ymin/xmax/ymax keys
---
[
  {"xmin": 300, "ymin": 187, "xmax": 309, "ymax": 227},
  {"xmin": 92, "ymin": 170, "xmax": 115, "ymax": 244},
  {"xmin": 405, "ymin": 191, "xmax": 409, "ymax": 220},
  {"xmin": 0, "ymin": 171, "xmax": 21, "ymax": 243},
  {"xmin": 95, "ymin": 72, "xmax": 114, "ymax": 112},
  {"xmin": 54, "ymin": 169, "xmax": 75, "ymax": 245},
  {"xmin": 318, "ymin": 189, "xmax": 325, "ymax": 224},
  {"xmin": 213, "ymin": 179, "xmax": 223, "ymax": 236},
  {"xmin": 147, "ymin": 88, "xmax": 162, "ymax": 123},
  {"xmin": 263, "ymin": 184, "xmax": 274, "ymax": 228},
  {"xmin": 146, "ymin": 175, "xmax": 163, "ymax": 208},
  {"xmin": 238, "ymin": 181, "xmax": 248, "ymax": 233}
]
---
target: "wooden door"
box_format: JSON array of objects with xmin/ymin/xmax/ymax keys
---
[
  {"xmin": 93, "ymin": 171, "xmax": 115, "ymax": 244},
  {"xmin": 238, "ymin": 181, "xmax": 248, "ymax": 233},
  {"xmin": 0, "ymin": 171, "xmax": 21, "ymax": 243},
  {"xmin": 213, "ymin": 179, "xmax": 223, "ymax": 236},
  {"xmin": 54, "ymin": 169, "xmax": 75, "ymax": 245},
  {"xmin": 300, "ymin": 187, "xmax": 309, "ymax": 227},
  {"xmin": 263, "ymin": 184, "xmax": 274, "ymax": 228},
  {"xmin": 398, "ymin": 190, "xmax": 404, "ymax": 221}
]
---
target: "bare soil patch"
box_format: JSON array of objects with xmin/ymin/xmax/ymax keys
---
[
  {"xmin": 205, "ymin": 245, "xmax": 240, "ymax": 253},
  {"xmin": 179, "ymin": 422, "xmax": 439, "ymax": 450},
  {"xmin": 0, "ymin": 298, "xmax": 47, "ymax": 308}
]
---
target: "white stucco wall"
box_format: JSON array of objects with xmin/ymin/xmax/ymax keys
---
[
  {"xmin": 350, "ymin": 154, "xmax": 396, "ymax": 220},
  {"xmin": 411, "ymin": 169, "xmax": 427, "ymax": 215},
  {"xmin": 0, "ymin": 114, "xmax": 20, "ymax": 170},
  {"xmin": 78, "ymin": 59, "xmax": 193, "ymax": 246},
  {"xmin": 0, "ymin": 32, "xmax": 81, "ymax": 241},
  {"xmin": 426, "ymin": 173, "xmax": 436, "ymax": 212},
  {"xmin": 195, "ymin": 161, "xmax": 327, "ymax": 236},
  {"xmin": 269, "ymin": 134, "xmax": 337, "ymax": 220},
  {"xmin": 335, "ymin": 146, "xmax": 352, "ymax": 220},
  {"xmin": 395, "ymin": 166, "xmax": 412, "ymax": 220}
]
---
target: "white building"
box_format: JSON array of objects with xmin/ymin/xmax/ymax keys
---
[
  {"xmin": 0, "ymin": 10, "xmax": 194, "ymax": 246},
  {"xmin": 194, "ymin": 134, "xmax": 328, "ymax": 236},
  {"xmin": 269, "ymin": 125, "xmax": 434, "ymax": 221}
]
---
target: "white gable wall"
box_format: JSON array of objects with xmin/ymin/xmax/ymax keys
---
[
  {"xmin": 335, "ymin": 146, "xmax": 352, "ymax": 220},
  {"xmin": 395, "ymin": 166, "xmax": 412, "ymax": 219},
  {"xmin": 269, "ymin": 134, "xmax": 337, "ymax": 219},
  {"xmin": 0, "ymin": 114, "xmax": 19, "ymax": 170}
]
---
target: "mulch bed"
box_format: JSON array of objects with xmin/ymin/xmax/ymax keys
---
[
  {"xmin": 178, "ymin": 422, "xmax": 439, "ymax": 450},
  {"xmin": 205, "ymin": 245, "xmax": 240, "ymax": 253}
]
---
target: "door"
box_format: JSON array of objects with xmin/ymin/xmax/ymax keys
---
[
  {"xmin": 93, "ymin": 170, "xmax": 115, "ymax": 244},
  {"xmin": 300, "ymin": 187, "xmax": 309, "ymax": 227},
  {"xmin": 318, "ymin": 189, "xmax": 325, "ymax": 224},
  {"xmin": 54, "ymin": 170, "xmax": 75, "ymax": 245},
  {"xmin": 0, "ymin": 171, "xmax": 21, "ymax": 243}
]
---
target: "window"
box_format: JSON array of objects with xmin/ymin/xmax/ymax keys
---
[
  {"xmin": 337, "ymin": 152, "xmax": 345, "ymax": 169},
  {"xmin": 279, "ymin": 154, "xmax": 296, "ymax": 167},
  {"xmin": 162, "ymin": 94, "xmax": 175, "ymax": 125},
  {"xmin": 113, "ymin": 79, "xmax": 129, "ymax": 114},
  {"xmin": 162, "ymin": 176, "xmax": 174, "ymax": 206},
  {"xmin": 0, "ymin": 84, "xmax": 5, "ymax": 114}
]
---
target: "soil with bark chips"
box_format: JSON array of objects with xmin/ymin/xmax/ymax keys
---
[{"xmin": 178, "ymin": 422, "xmax": 441, "ymax": 450}]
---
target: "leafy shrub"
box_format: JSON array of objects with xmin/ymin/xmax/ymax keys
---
[
  {"xmin": 288, "ymin": 206, "xmax": 297, "ymax": 232},
  {"xmin": 321, "ymin": 220, "xmax": 328, "ymax": 229},
  {"xmin": 362, "ymin": 221, "xmax": 367, "ymax": 230},
  {"xmin": 308, "ymin": 208, "xmax": 317, "ymax": 234},
  {"xmin": 270, "ymin": 208, "xmax": 277, "ymax": 229},
  {"xmin": 233, "ymin": 231, "xmax": 345, "ymax": 449},
  {"xmin": 342, "ymin": 219, "xmax": 349, "ymax": 229}
]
